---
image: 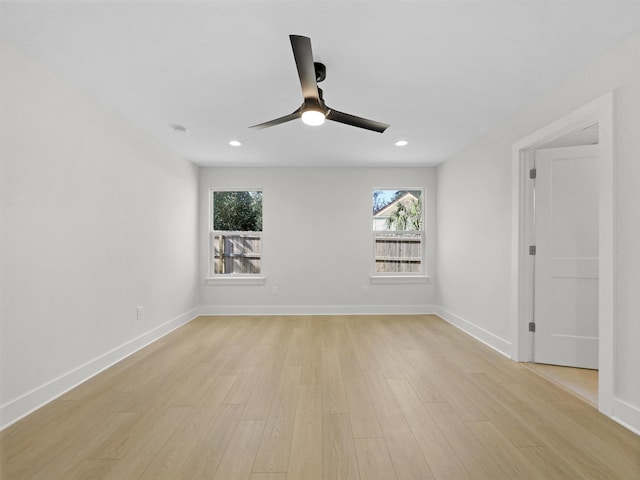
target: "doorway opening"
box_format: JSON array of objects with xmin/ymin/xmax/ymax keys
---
[{"xmin": 511, "ymin": 93, "xmax": 614, "ymax": 415}]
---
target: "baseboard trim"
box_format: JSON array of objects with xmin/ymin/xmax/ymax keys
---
[
  {"xmin": 433, "ymin": 306, "xmax": 513, "ymax": 358},
  {"xmin": 0, "ymin": 307, "xmax": 199, "ymax": 431},
  {"xmin": 198, "ymin": 304, "xmax": 436, "ymax": 316},
  {"xmin": 612, "ymin": 398, "xmax": 640, "ymax": 436}
]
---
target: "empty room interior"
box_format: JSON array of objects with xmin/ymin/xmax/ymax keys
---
[{"xmin": 1, "ymin": 1, "xmax": 640, "ymax": 479}]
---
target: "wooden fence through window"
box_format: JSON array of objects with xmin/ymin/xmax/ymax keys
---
[
  {"xmin": 212, "ymin": 233, "xmax": 420, "ymax": 274},
  {"xmin": 375, "ymin": 234, "xmax": 422, "ymax": 273},
  {"xmin": 213, "ymin": 234, "xmax": 261, "ymax": 274}
]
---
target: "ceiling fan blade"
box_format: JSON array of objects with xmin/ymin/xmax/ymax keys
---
[
  {"xmin": 290, "ymin": 35, "xmax": 320, "ymax": 101},
  {"xmin": 249, "ymin": 108, "xmax": 302, "ymax": 130},
  {"xmin": 326, "ymin": 108, "xmax": 390, "ymax": 133}
]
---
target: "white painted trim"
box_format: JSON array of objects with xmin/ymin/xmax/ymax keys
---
[
  {"xmin": 369, "ymin": 275, "xmax": 431, "ymax": 284},
  {"xmin": 612, "ymin": 398, "xmax": 640, "ymax": 436},
  {"xmin": 205, "ymin": 276, "xmax": 266, "ymax": 286},
  {"xmin": 511, "ymin": 92, "xmax": 615, "ymax": 417},
  {"xmin": 434, "ymin": 307, "xmax": 513, "ymax": 358},
  {"xmin": 0, "ymin": 308, "xmax": 200, "ymax": 431},
  {"xmin": 198, "ymin": 304, "xmax": 436, "ymax": 316}
]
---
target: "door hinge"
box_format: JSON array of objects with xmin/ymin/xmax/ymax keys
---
[
  {"xmin": 529, "ymin": 245, "xmax": 536, "ymax": 255},
  {"xmin": 529, "ymin": 168, "xmax": 537, "ymax": 179},
  {"xmin": 529, "ymin": 322, "xmax": 536, "ymax": 332}
]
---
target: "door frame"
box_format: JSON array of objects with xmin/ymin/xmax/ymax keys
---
[{"xmin": 511, "ymin": 92, "xmax": 614, "ymax": 415}]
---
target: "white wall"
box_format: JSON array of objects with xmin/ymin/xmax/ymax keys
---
[
  {"xmin": 0, "ymin": 42, "xmax": 200, "ymax": 428},
  {"xmin": 199, "ymin": 167, "xmax": 437, "ymax": 314},
  {"xmin": 437, "ymin": 32, "xmax": 640, "ymax": 431}
]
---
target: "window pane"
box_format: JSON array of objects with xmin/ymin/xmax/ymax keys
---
[
  {"xmin": 373, "ymin": 189, "xmax": 424, "ymax": 274},
  {"xmin": 373, "ymin": 190, "xmax": 422, "ymax": 231},
  {"xmin": 374, "ymin": 232, "xmax": 422, "ymax": 273},
  {"xmin": 213, "ymin": 191, "xmax": 262, "ymax": 232},
  {"xmin": 211, "ymin": 190, "xmax": 263, "ymax": 275},
  {"xmin": 212, "ymin": 233, "xmax": 261, "ymax": 274}
]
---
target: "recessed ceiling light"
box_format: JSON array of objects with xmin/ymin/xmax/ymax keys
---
[
  {"xmin": 170, "ymin": 124, "xmax": 189, "ymax": 134},
  {"xmin": 395, "ymin": 140, "xmax": 408, "ymax": 147},
  {"xmin": 229, "ymin": 140, "xmax": 242, "ymax": 147}
]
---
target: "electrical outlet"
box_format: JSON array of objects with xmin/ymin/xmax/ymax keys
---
[
  {"xmin": 360, "ymin": 285, "xmax": 369, "ymax": 295},
  {"xmin": 136, "ymin": 306, "xmax": 144, "ymax": 320},
  {"xmin": 272, "ymin": 286, "xmax": 279, "ymax": 295}
]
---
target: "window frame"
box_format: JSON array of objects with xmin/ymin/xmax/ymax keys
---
[
  {"xmin": 207, "ymin": 189, "xmax": 265, "ymax": 285},
  {"xmin": 371, "ymin": 187, "xmax": 428, "ymax": 283}
]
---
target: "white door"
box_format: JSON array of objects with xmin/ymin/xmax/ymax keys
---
[{"xmin": 533, "ymin": 145, "xmax": 599, "ymax": 369}]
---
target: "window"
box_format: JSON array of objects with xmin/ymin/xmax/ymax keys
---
[
  {"xmin": 372, "ymin": 189, "xmax": 424, "ymax": 275},
  {"xmin": 210, "ymin": 190, "xmax": 262, "ymax": 276}
]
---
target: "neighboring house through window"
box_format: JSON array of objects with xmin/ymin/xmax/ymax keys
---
[
  {"xmin": 210, "ymin": 190, "xmax": 262, "ymax": 276},
  {"xmin": 372, "ymin": 189, "xmax": 425, "ymax": 275}
]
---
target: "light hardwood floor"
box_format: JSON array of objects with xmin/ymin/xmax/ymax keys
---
[
  {"xmin": 526, "ymin": 363, "xmax": 599, "ymax": 407},
  {"xmin": 1, "ymin": 315, "xmax": 639, "ymax": 479}
]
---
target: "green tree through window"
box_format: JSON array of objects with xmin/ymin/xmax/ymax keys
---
[
  {"xmin": 213, "ymin": 191, "xmax": 262, "ymax": 231},
  {"xmin": 384, "ymin": 197, "xmax": 422, "ymax": 231}
]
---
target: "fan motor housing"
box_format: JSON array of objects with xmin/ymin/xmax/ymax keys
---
[{"xmin": 314, "ymin": 62, "xmax": 326, "ymax": 82}]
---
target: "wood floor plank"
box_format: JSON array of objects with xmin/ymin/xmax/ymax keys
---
[
  {"xmin": 301, "ymin": 333, "xmax": 322, "ymax": 385},
  {"xmin": 212, "ymin": 419, "xmax": 266, "ymax": 480},
  {"xmin": 224, "ymin": 365, "xmax": 261, "ymax": 405},
  {"xmin": 366, "ymin": 321, "xmax": 404, "ymax": 379},
  {"xmin": 349, "ymin": 333, "xmax": 382, "ymax": 371},
  {"xmin": 526, "ymin": 362, "xmax": 598, "ymax": 406},
  {"xmin": 137, "ymin": 405, "xmax": 226, "ymax": 480},
  {"xmin": 424, "ymin": 402, "xmax": 508, "ymax": 480},
  {"xmin": 386, "ymin": 379, "xmax": 470, "ymax": 480},
  {"xmin": 361, "ymin": 369, "xmax": 406, "ymax": 431},
  {"xmin": 176, "ymin": 404, "xmax": 245, "ymax": 479},
  {"xmin": 28, "ymin": 412, "xmax": 137, "ymax": 480},
  {"xmin": 403, "ymin": 366, "xmax": 446, "ymax": 403},
  {"xmin": 1, "ymin": 385, "xmax": 142, "ymax": 478},
  {"xmin": 101, "ymin": 406, "xmax": 191, "ymax": 480},
  {"xmin": 253, "ymin": 366, "xmax": 302, "ymax": 472},
  {"xmin": 242, "ymin": 348, "xmax": 288, "ymax": 420},
  {"xmin": 249, "ymin": 474, "xmax": 287, "ymax": 480},
  {"xmin": 89, "ymin": 404, "xmax": 171, "ymax": 460},
  {"xmin": 284, "ymin": 326, "xmax": 308, "ymax": 366},
  {"xmin": 518, "ymin": 445, "xmax": 585, "ymax": 479},
  {"xmin": 511, "ymin": 396, "xmax": 640, "ymax": 479},
  {"xmin": 0, "ymin": 400, "xmax": 96, "ymax": 478},
  {"xmin": 323, "ymin": 414, "xmax": 360, "ymax": 480},
  {"xmin": 167, "ymin": 362, "xmax": 233, "ymax": 407},
  {"xmin": 338, "ymin": 353, "xmax": 383, "ymax": 439},
  {"xmin": 419, "ymin": 360, "xmax": 488, "ymax": 422},
  {"xmin": 322, "ymin": 347, "xmax": 349, "ymax": 414},
  {"xmin": 462, "ymin": 372, "xmax": 548, "ymax": 447},
  {"xmin": 288, "ymin": 384, "xmax": 323, "ymax": 480},
  {"xmin": 353, "ymin": 438, "xmax": 398, "ymax": 480},
  {"xmin": 553, "ymin": 399, "xmax": 640, "ymax": 462},
  {"xmin": 383, "ymin": 425, "xmax": 435, "ymax": 480},
  {"xmin": 194, "ymin": 373, "xmax": 238, "ymax": 409},
  {"xmin": 46, "ymin": 459, "xmax": 118, "ymax": 480},
  {"xmin": 333, "ymin": 316, "xmax": 354, "ymax": 355},
  {"xmin": 465, "ymin": 421, "xmax": 545, "ymax": 480}
]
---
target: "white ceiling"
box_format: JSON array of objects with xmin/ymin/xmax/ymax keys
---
[{"xmin": 2, "ymin": 1, "xmax": 639, "ymax": 167}]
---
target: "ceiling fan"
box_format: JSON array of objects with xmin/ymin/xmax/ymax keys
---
[{"xmin": 250, "ymin": 35, "xmax": 389, "ymax": 133}]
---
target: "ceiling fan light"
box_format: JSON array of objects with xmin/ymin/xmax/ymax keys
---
[{"xmin": 301, "ymin": 109, "xmax": 326, "ymax": 126}]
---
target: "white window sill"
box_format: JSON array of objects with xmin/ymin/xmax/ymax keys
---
[
  {"xmin": 370, "ymin": 275, "xmax": 431, "ymax": 285},
  {"xmin": 206, "ymin": 276, "xmax": 266, "ymax": 286}
]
